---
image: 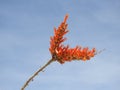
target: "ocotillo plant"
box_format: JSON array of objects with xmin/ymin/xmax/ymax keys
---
[{"xmin": 21, "ymin": 14, "xmax": 97, "ymax": 90}]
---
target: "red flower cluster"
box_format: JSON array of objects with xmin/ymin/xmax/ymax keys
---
[{"xmin": 49, "ymin": 14, "xmax": 96, "ymax": 64}]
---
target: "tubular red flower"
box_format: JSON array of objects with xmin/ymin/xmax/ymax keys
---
[
  {"xmin": 21, "ymin": 14, "xmax": 98, "ymax": 90},
  {"xmin": 49, "ymin": 14, "xmax": 96, "ymax": 64}
]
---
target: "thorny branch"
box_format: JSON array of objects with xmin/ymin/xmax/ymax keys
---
[
  {"xmin": 21, "ymin": 58, "xmax": 54, "ymax": 90},
  {"xmin": 21, "ymin": 14, "xmax": 97, "ymax": 90}
]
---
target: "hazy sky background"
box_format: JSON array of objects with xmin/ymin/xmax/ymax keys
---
[{"xmin": 0, "ymin": 0, "xmax": 120, "ymax": 90}]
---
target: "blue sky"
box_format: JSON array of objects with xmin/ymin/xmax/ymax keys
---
[{"xmin": 0, "ymin": 0, "xmax": 120, "ymax": 90}]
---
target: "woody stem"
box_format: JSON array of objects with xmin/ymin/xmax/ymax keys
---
[{"xmin": 21, "ymin": 58, "xmax": 54, "ymax": 90}]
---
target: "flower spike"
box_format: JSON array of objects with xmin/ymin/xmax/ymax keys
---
[
  {"xmin": 49, "ymin": 14, "xmax": 96, "ymax": 64},
  {"xmin": 21, "ymin": 14, "xmax": 98, "ymax": 90}
]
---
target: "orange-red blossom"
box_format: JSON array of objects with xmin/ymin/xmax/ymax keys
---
[{"xmin": 49, "ymin": 14, "xmax": 96, "ymax": 64}]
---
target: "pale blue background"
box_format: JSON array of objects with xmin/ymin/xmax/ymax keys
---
[{"xmin": 0, "ymin": 0, "xmax": 120, "ymax": 90}]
